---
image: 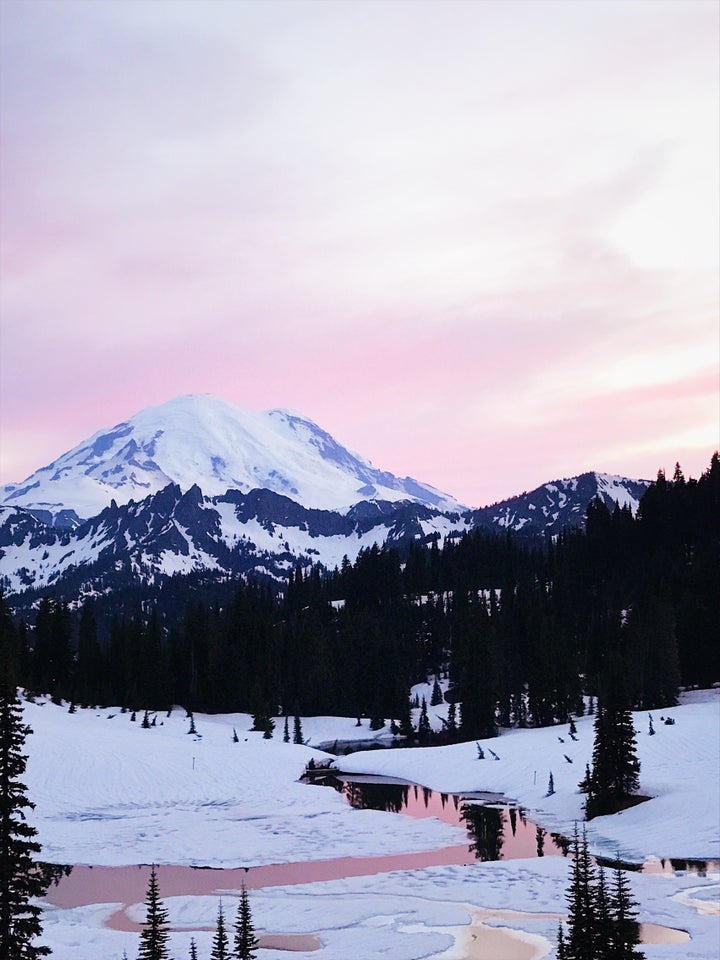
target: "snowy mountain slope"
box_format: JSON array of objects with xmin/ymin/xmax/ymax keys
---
[
  {"xmin": 471, "ymin": 471, "xmax": 650, "ymax": 535},
  {"xmin": 0, "ymin": 465, "xmax": 651, "ymax": 601},
  {"xmin": 0, "ymin": 395, "xmax": 463, "ymax": 521},
  {"xmin": 0, "ymin": 486, "xmax": 470, "ymax": 597}
]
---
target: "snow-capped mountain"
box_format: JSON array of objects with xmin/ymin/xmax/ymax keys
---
[
  {"xmin": 0, "ymin": 394, "xmax": 653, "ymax": 601},
  {"xmin": 470, "ymin": 471, "xmax": 650, "ymax": 535},
  {"xmin": 0, "ymin": 469, "xmax": 650, "ymax": 603},
  {"xmin": 0, "ymin": 485, "xmax": 468, "ymax": 597},
  {"xmin": 0, "ymin": 395, "xmax": 463, "ymax": 522}
]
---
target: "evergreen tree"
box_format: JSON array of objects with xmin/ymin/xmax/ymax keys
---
[
  {"xmin": 560, "ymin": 828, "xmax": 645, "ymax": 960},
  {"xmin": 293, "ymin": 714, "xmax": 303, "ymax": 745},
  {"xmin": 137, "ymin": 865, "xmax": 171, "ymax": 960},
  {"xmin": 609, "ymin": 863, "xmax": 643, "ymax": 959},
  {"xmin": 556, "ymin": 921, "xmax": 567, "ymax": 960},
  {"xmin": 283, "ymin": 715, "xmax": 290, "ymax": 743},
  {"xmin": 188, "ymin": 938, "xmax": 198, "ymax": 960},
  {"xmin": 564, "ymin": 824, "xmax": 598, "ymax": 960},
  {"xmin": 211, "ymin": 901, "xmax": 229, "ymax": 960},
  {"xmin": 233, "ymin": 884, "xmax": 259, "ymax": 960},
  {"xmin": 446, "ymin": 700, "xmax": 457, "ymax": 736},
  {"xmin": 417, "ymin": 697, "xmax": 431, "ymax": 745},
  {"xmin": 595, "ymin": 866, "xmax": 614, "ymax": 950},
  {"xmin": 0, "ymin": 615, "xmax": 51, "ymax": 960},
  {"xmin": 430, "ymin": 676, "xmax": 443, "ymax": 706},
  {"xmin": 586, "ymin": 702, "xmax": 641, "ymax": 819}
]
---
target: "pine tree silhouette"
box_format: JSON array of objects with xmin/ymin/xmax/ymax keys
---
[
  {"xmin": 0, "ymin": 622, "xmax": 51, "ymax": 959},
  {"xmin": 137, "ymin": 865, "xmax": 171, "ymax": 960},
  {"xmin": 211, "ymin": 901, "xmax": 230, "ymax": 959},
  {"xmin": 233, "ymin": 883, "xmax": 259, "ymax": 959}
]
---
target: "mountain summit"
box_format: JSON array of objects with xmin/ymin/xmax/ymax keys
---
[{"xmin": 0, "ymin": 395, "xmax": 464, "ymax": 522}]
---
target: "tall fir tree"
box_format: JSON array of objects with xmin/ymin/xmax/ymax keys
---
[
  {"xmin": 585, "ymin": 701, "xmax": 641, "ymax": 819},
  {"xmin": 188, "ymin": 938, "xmax": 198, "ymax": 960},
  {"xmin": 210, "ymin": 901, "xmax": 229, "ymax": 960},
  {"xmin": 233, "ymin": 884, "xmax": 259, "ymax": 960},
  {"xmin": 559, "ymin": 827, "xmax": 645, "ymax": 960},
  {"xmin": 0, "ymin": 605, "xmax": 51, "ymax": 960},
  {"xmin": 293, "ymin": 714, "xmax": 303, "ymax": 745},
  {"xmin": 608, "ymin": 863, "xmax": 643, "ymax": 959},
  {"xmin": 564, "ymin": 824, "xmax": 599, "ymax": 960},
  {"xmin": 137, "ymin": 865, "xmax": 171, "ymax": 960}
]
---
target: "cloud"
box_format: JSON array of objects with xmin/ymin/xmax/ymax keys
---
[{"xmin": 0, "ymin": 0, "xmax": 717, "ymax": 505}]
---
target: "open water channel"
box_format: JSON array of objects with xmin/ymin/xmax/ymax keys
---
[{"xmin": 42, "ymin": 773, "xmax": 703, "ymax": 955}]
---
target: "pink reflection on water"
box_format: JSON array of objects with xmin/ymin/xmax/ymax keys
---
[{"xmin": 44, "ymin": 846, "xmax": 476, "ymax": 912}]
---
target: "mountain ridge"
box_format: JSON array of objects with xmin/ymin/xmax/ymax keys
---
[
  {"xmin": 0, "ymin": 395, "xmax": 653, "ymax": 602},
  {"xmin": 0, "ymin": 394, "xmax": 464, "ymax": 521},
  {"xmin": 0, "ymin": 470, "xmax": 649, "ymax": 602}
]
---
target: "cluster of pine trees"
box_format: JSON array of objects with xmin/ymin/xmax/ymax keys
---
[
  {"xmin": 131, "ymin": 867, "xmax": 258, "ymax": 960},
  {"xmin": 557, "ymin": 827, "xmax": 643, "ymax": 959},
  {"xmin": 6, "ymin": 456, "xmax": 716, "ymax": 740}
]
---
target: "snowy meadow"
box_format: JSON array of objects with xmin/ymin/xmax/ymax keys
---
[{"xmin": 21, "ymin": 688, "xmax": 720, "ymax": 959}]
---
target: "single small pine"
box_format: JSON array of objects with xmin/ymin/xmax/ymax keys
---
[
  {"xmin": 234, "ymin": 883, "xmax": 259, "ymax": 960},
  {"xmin": 293, "ymin": 714, "xmax": 303, "ymax": 745},
  {"xmin": 211, "ymin": 901, "xmax": 230, "ymax": 960},
  {"xmin": 137, "ymin": 865, "xmax": 171, "ymax": 960},
  {"xmin": 188, "ymin": 936, "xmax": 198, "ymax": 960}
]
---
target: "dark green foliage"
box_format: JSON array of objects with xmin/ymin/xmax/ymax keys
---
[
  {"xmin": 293, "ymin": 714, "xmax": 303, "ymax": 745},
  {"xmin": 211, "ymin": 901, "xmax": 229, "ymax": 960},
  {"xmin": 557, "ymin": 922, "xmax": 567, "ymax": 959},
  {"xmin": 5, "ymin": 454, "xmax": 715, "ymax": 740},
  {"xmin": 417, "ymin": 698, "xmax": 431, "ymax": 745},
  {"xmin": 0, "ymin": 602, "xmax": 51, "ymax": 959},
  {"xmin": 233, "ymin": 884, "xmax": 259, "ymax": 960},
  {"xmin": 559, "ymin": 827, "xmax": 644, "ymax": 959},
  {"xmin": 565, "ymin": 825, "xmax": 598, "ymax": 959},
  {"xmin": 585, "ymin": 701, "xmax": 641, "ymax": 819},
  {"xmin": 137, "ymin": 865, "xmax": 171, "ymax": 960},
  {"xmin": 609, "ymin": 863, "xmax": 643, "ymax": 959}
]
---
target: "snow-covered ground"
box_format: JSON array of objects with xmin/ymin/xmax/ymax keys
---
[{"xmin": 19, "ymin": 689, "xmax": 720, "ymax": 959}]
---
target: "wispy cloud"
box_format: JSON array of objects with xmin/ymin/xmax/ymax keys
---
[{"xmin": 1, "ymin": 0, "xmax": 717, "ymax": 505}]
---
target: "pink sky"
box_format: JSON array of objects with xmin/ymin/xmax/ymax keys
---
[{"xmin": 1, "ymin": 0, "xmax": 717, "ymax": 508}]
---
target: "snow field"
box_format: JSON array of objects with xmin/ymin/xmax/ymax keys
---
[{"xmin": 19, "ymin": 689, "xmax": 720, "ymax": 958}]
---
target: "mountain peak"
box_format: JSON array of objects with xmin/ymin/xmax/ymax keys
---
[{"xmin": 0, "ymin": 395, "xmax": 464, "ymax": 521}]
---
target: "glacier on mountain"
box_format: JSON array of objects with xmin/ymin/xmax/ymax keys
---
[{"xmin": 0, "ymin": 395, "xmax": 463, "ymax": 521}]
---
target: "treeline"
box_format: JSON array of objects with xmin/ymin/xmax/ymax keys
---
[{"xmin": 4, "ymin": 454, "xmax": 718, "ymax": 735}]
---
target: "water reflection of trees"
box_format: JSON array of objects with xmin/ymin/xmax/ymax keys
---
[
  {"xmin": 342, "ymin": 780, "xmax": 410, "ymax": 814},
  {"xmin": 337, "ymin": 781, "xmax": 566, "ymax": 865},
  {"xmin": 460, "ymin": 803, "xmax": 504, "ymax": 861},
  {"xmin": 38, "ymin": 862, "xmax": 73, "ymax": 886}
]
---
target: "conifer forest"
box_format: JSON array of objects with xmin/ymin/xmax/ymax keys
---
[{"xmin": 4, "ymin": 456, "xmax": 717, "ymax": 741}]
